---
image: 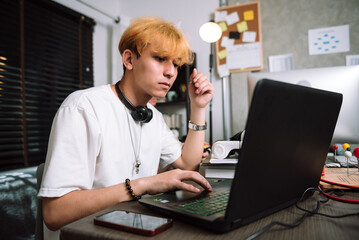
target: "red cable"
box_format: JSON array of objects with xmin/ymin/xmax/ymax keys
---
[
  {"xmin": 320, "ymin": 178, "xmax": 359, "ymax": 190},
  {"xmin": 319, "ymin": 179, "xmax": 359, "ymax": 203}
]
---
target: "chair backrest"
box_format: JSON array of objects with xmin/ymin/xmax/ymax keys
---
[{"xmin": 35, "ymin": 163, "xmax": 45, "ymax": 240}]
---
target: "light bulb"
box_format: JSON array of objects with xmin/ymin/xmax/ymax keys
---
[{"xmin": 199, "ymin": 22, "xmax": 222, "ymax": 43}]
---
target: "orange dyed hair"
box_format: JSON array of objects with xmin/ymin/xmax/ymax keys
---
[{"xmin": 118, "ymin": 17, "xmax": 193, "ymax": 66}]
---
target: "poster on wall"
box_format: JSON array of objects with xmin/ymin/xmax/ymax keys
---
[{"xmin": 308, "ymin": 25, "xmax": 350, "ymax": 55}]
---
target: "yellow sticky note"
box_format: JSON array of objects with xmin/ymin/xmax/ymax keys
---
[
  {"xmin": 218, "ymin": 21, "xmax": 228, "ymax": 32},
  {"xmin": 237, "ymin": 21, "xmax": 248, "ymax": 32},
  {"xmin": 244, "ymin": 10, "xmax": 254, "ymax": 21},
  {"xmin": 218, "ymin": 49, "xmax": 227, "ymax": 60}
]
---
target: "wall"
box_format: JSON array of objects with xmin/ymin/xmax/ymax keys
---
[{"xmin": 228, "ymin": 0, "xmax": 359, "ymax": 135}]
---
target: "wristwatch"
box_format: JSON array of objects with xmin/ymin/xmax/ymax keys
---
[{"xmin": 188, "ymin": 121, "xmax": 207, "ymax": 131}]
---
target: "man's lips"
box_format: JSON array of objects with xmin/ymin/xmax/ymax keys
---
[{"xmin": 159, "ymin": 82, "xmax": 171, "ymax": 89}]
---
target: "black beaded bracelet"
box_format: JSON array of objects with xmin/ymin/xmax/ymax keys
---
[{"xmin": 125, "ymin": 178, "xmax": 141, "ymax": 200}]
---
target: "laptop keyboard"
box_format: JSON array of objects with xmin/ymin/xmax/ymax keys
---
[{"xmin": 172, "ymin": 191, "xmax": 229, "ymax": 216}]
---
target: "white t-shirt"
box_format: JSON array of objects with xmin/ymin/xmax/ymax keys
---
[{"xmin": 38, "ymin": 84, "xmax": 182, "ymax": 197}]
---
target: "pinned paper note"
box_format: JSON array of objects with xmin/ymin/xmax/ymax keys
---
[
  {"xmin": 226, "ymin": 12, "xmax": 240, "ymax": 25},
  {"xmin": 243, "ymin": 10, "xmax": 254, "ymax": 21},
  {"xmin": 218, "ymin": 49, "xmax": 227, "ymax": 60},
  {"xmin": 221, "ymin": 36, "xmax": 235, "ymax": 49},
  {"xmin": 229, "ymin": 32, "xmax": 240, "ymax": 39},
  {"xmin": 218, "ymin": 21, "xmax": 228, "ymax": 32},
  {"xmin": 218, "ymin": 64, "xmax": 230, "ymax": 77},
  {"xmin": 215, "ymin": 11, "xmax": 227, "ymax": 22},
  {"xmin": 242, "ymin": 31, "xmax": 256, "ymax": 42},
  {"xmin": 237, "ymin": 21, "xmax": 248, "ymax": 32},
  {"xmin": 226, "ymin": 42, "xmax": 261, "ymax": 69}
]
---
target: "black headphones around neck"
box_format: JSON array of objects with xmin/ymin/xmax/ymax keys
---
[{"xmin": 115, "ymin": 82, "xmax": 153, "ymax": 123}]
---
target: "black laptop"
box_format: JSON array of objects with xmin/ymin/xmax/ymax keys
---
[{"xmin": 139, "ymin": 79, "xmax": 342, "ymax": 233}]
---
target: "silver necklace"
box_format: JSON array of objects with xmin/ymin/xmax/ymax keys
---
[{"xmin": 125, "ymin": 109, "xmax": 142, "ymax": 174}]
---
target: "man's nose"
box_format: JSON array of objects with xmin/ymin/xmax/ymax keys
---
[{"xmin": 164, "ymin": 62, "xmax": 176, "ymax": 79}]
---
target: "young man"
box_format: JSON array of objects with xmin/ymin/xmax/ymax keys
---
[{"xmin": 38, "ymin": 17, "xmax": 214, "ymax": 238}]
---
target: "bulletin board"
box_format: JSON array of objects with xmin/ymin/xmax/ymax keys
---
[{"xmin": 215, "ymin": 1, "xmax": 263, "ymax": 76}]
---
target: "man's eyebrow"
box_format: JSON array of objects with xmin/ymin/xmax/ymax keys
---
[{"xmin": 173, "ymin": 58, "xmax": 181, "ymax": 64}]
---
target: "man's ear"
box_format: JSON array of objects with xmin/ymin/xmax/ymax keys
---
[{"xmin": 122, "ymin": 49, "xmax": 135, "ymax": 71}]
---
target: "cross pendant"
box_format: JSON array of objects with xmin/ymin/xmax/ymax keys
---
[{"xmin": 135, "ymin": 163, "xmax": 140, "ymax": 174}]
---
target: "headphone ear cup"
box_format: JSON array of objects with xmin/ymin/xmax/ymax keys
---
[
  {"xmin": 115, "ymin": 82, "xmax": 153, "ymax": 123},
  {"xmin": 144, "ymin": 108, "xmax": 153, "ymax": 123},
  {"xmin": 131, "ymin": 106, "xmax": 153, "ymax": 123}
]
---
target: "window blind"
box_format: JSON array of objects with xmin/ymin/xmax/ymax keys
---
[{"xmin": 0, "ymin": 0, "xmax": 95, "ymax": 170}]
